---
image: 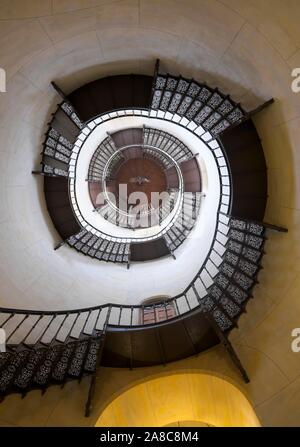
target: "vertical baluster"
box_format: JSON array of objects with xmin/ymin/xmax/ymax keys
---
[
  {"xmin": 0, "ymin": 313, "xmax": 15, "ymax": 328},
  {"xmin": 65, "ymin": 312, "xmax": 81, "ymax": 340},
  {"xmin": 80, "ymin": 311, "xmax": 92, "ymax": 338},
  {"xmin": 153, "ymin": 304, "xmax": 157, "ymax": 324},
  {"xmin": 84, "ymin": 305, "xmax": 111, "ymax": 418},
  {"xmin": 192, "ymin": 284, "xmax": 201, "ymax": 304},
  {"xmin": 130, "ymin": 307, "xmax": 133, "ymax": 326},
  {"xmin": 52, "ymin": 314, "xmax": 70, "ymax": 343},
  {"xmin": 118, "ymin": 307, "xmax": 122, "ymax": 326},
  {"xmin": 6, "ymin": 315, "xmax": 29, "ymax": 345},
  {"xmin": 104, "ymin": 306, "xmax": 112, "ymax": 330},
  {"xmin": 36, "ymin": 315, "xmax": 57, "ymax": 345},
  {"xmin": 141, "ymin": 305, "xmax": 145, "ymax": 325},
  {"xmin": 185, "ymin": 294, "xmax": 191, "ymax": 311},
  {"xmin": 204, "ymin": 266, "xmax": 213, "ymax": 287},
  {"xmin": 22, "ymin": 314, "xmax": 44, "ymax": 345},
  {"xmin": 92, "ymin": 308, "xmax": 102, "ymax": 333},
  {"xmin": 164, "ymin": 301, "xmax": 168, "ymax": 320}
]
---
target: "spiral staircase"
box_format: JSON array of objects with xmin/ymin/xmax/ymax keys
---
[{"xmin": 0, "ymin": 60, "xmax": 287, "ymax": 416}]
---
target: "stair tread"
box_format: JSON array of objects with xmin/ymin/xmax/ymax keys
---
[{"xmin": 68, "ymin": 75, "xmax": 152, "ymax": 122}]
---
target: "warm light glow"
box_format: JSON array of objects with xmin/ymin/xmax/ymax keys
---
[{"xmin": 95, "ymin": 373, "xmax": 261, "ymax": 427}]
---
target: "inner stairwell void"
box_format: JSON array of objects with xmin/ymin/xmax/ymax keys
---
[{"xmin": 0, "ymin": 59, "xmax": 288, "ymax": 418}]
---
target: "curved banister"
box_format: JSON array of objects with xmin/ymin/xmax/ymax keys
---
[
  {"xmin": 100, "ymin": 142, "xmax": 184, "ymax": 224},
  {"xmin": 68, "ymin": 109, "xmax": 216, "ymax": 243},
  {"xmin": 22, "ymin": 78, "xmax": 267, "ymax": 334},
  {"xmin": 0, "ymin": 209, "xmax": 229, "ymax": 331},
  {"xmin": 3, "ymin": 107, "xmax": 235, "ymax": 331},
  {"xmin": 0, "ymin": 72, "xmax": 275, "ymax": 405}
]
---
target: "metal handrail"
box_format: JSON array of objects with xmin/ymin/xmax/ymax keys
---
[
  {"xmin": 0, "ymin": 108, "xmax": 233, "ymax": 337},
  {"xmin": 101, "ymin": 143, "xmax": 184, "ymax": 222},
  {"xmin": 0, "ymin": 212, "xmax": 229, "ymax": 342},
  {"xmin": 68, "ymin": 110, "xmax": 201, "ymax": 243}
]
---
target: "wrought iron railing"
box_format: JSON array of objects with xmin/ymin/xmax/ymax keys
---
[
  {"xmin": 14, "ymin": 70, "xmax": 277, "ymax": 406},
  {"xmin": 0, "ymin": 213, "xmax": 267, "ymax": 346},
  {"xmin": 68, "ymin": 109, "xmax": 207, "ymax": 244},
  {"xmin": 27, "ymin": 70, "xmax": 273, "ymax": 336},
  {"xmin": 100, "ymin": 143, "xmax": 184, "ymax": 228},
  {"xmin": 1, "ymin": 103, "xmax": 242, "ymax": 342}
]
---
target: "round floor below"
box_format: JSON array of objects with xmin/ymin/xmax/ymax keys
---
[{"xmin": 114, "ymin": 157, "xmax": 167, "ymax": 206}]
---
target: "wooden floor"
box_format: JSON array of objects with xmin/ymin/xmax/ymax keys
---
[{"xmin": 115, "ymin": 157, "xmax": 167, "ymax": 205}]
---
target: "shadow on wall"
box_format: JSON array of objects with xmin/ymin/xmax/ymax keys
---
[
  {"xmin": 53, "ymin": 58, "xmax": 270, "ymax": 109},
  {"xmin": 53, "ymin": 59, "xmax": 154, "ymax": 95},
  {"xmin": 0, "ymin": 357, "xmax": 261, "ymax": 427}
]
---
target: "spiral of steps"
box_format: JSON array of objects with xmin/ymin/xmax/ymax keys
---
[
  {"xmin": 44, "ymin": 102, "xmax": 203, "ymax": 264},
  {"xmin": 0, "ymin": 59, "xmax": 287, "ymax": 417}
]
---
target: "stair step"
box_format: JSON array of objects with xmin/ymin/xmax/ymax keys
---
[
  {"xmin": 33, "ymin": 345, "xmax": 62, "ymax": 386},
  {"xmin": 14, "ymin": 348, "xmax": 47, "ymax": 391},
  {"xmin": 67, "ymin": 339, "xmax": 89, "ymax": 378},
  {"xmin": 52, "ymin": 342, "xmax": 77, "ymax": 382},
  {"xmin": 68, "ymin": 75, "xmax": 153, "ymax": 122},
  {"xmin": 0, "ymin": 350, "xmax": 31, "ymax": 395},
  {"xmin": 51, "ymin": 108, "xmax": 80, "ymax": 144}
]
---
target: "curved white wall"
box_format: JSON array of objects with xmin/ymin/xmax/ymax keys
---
[{"xmin": 0, "ymin": 0, "xmax": 300, "ymax": 426}]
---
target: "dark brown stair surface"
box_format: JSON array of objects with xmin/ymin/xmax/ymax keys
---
[
  {"xmin": 165, "ymin": 166, "xmax": 180, "ymax": 189},
  {"xmin": 130, "ymin": 237, "xmax": 170, "ymax": 262},
  {"xmin": 218, "ymin": 119, "xmax": 267, "ymax": 221},
  {"xmin": 51, "ymin": 109, "xmax": 80, "ymax": 143},
  {"xmin": 102, "ymin": 310, "xmax": 219, "ymax": 367},
  {"xmin": 68, "ymin": 75, "xmax": 153, "ymax": 122},
  {"xmin": 180, "ymin": 158, "xmax": 202, "ymax": 192},
  {"xmin": 110, "ymin": 127, "xmax": 143, "ymax": 148},
  {"xmin": 44, "ymin": 176, "xmax": 80, "ymax": 240}
]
